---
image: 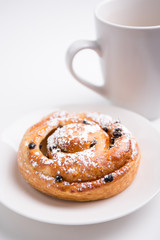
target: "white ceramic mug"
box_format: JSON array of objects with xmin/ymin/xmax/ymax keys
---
[{"xmin": 66, "ymin": 0, "xmax": 160, "ymax": 119}]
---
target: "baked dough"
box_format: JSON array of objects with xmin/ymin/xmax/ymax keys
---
[{"xmin": 17, "ymin": 111, "xmax": 140, "ymax": 201}]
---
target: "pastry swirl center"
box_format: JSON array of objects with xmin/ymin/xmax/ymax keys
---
[{"xmin": 47, "ymin": 123, "xmax": 101, "ymax": 153}]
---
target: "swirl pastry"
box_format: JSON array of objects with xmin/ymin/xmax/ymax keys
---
[{"xmin": 17, "ymin": 111, "xmax": 140, "ymax": 201}]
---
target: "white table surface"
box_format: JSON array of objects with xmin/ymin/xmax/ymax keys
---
[{"xmin": 0, "ymin": 0, "xmax": 160, "ymax": 239}]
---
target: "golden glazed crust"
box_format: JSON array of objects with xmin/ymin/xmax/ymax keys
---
[{"xmin": 17, "ymin": 111, "xmax": 141, "ymax": 201}]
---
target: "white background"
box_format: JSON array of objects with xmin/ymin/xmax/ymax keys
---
[{"xmin": 0, "ymin": 0, "xmax": 160, "ymax": 239}]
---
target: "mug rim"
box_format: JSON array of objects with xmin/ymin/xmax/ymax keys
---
[{"xmin": 95, "ymin": 0, "xmax": 160, "ymax": 30}]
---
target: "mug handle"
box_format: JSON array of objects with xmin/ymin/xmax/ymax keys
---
[{"xmin": 66, "ymin": 40, "xmax": 105, "ymax": 95}]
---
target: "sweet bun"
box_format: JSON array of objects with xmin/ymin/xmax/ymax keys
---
[{"xmin": 17, "ymin": 111, "xmax": 140, "ymax": 201}]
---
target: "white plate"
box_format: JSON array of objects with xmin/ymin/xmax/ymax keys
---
[{"xmin": 0, "ymin": 104, "xmax": 160, "ymax": 225}]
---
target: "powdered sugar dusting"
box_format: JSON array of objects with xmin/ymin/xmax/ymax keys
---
[
  {"xmin": 47, "ymin": 148, "xmax": 96, "ymax": 174},
  {"xmin": 30, "ymin": 159, "xmax": 38, "ymax": 168},
  {"xmin": 41, "ymin": 156, "xmax": 54, "ymax": 165},
  {"xmin": 131, "ymin": 138, "xmax": 138, "ymax": 158},
  {"xmin": 39, "ymin": 172, "xmax": 54, "ymax": 181},
  {"xmin": 47, "ymin": 118, "xmax": 59, "ymax": 127},
  {"xmin": 47, "ymin": 111, "xmax": 79, "ymax": 127},
  {"xmin": 85, "ymin": 112, "xmax": 112, "ymax": 127},
  {"xmin": 112, "ymin": 162, "xmax": 130, "ymax": 177},
  {"xmin": 47, "ymin": 123, "xmax": 100, "ymax": 152}
]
